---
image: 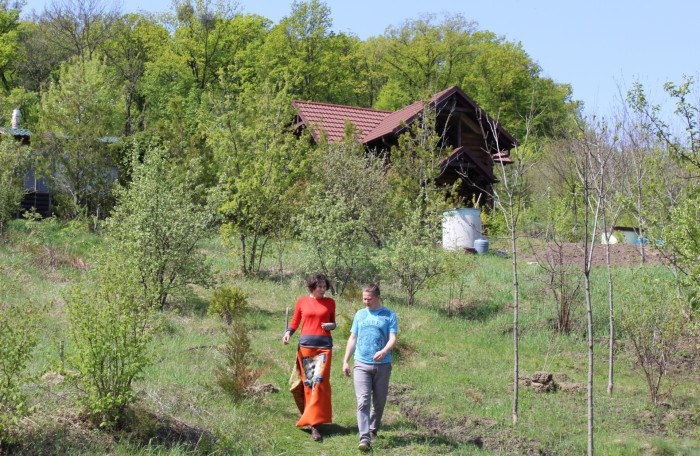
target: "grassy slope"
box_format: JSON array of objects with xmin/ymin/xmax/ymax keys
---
[{"xmin": 1, "ymin": 220, "xmax": 698, "ymax": 455}]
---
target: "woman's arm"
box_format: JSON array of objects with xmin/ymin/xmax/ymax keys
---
[{"xmin": 282, "ymin": 299, "xmax": 303, "ymax": 344}]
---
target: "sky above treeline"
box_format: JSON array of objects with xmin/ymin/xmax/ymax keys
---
[{"xmin": 20, "ymin": 0, "xmax": 700, "ymax": 124}]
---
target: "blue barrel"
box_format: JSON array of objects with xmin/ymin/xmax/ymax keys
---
[{"xmin": 474, "ymin": 238, "xmax": 489, "ymax": 254}]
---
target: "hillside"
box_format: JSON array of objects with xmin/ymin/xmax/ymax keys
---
[{"xmin": 1, "ymin": 220, "xmax": 698, "ymax": 455}]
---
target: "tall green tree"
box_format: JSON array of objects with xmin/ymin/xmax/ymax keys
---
[
  {"xmin": 258, "ymin": 0, "xmax": 363, "ymax": 105},
  {"xmin": 101, "ymin": 13, "xmax": 168, "ymax": 136},
  {"xmin": 298, "ymin": 134, "xmax": 390, "ymax": 293},
  {"xmin": 372, "ymin": 13, "xmax": 575, "ymax": 139},
  {"xmin": 210, "ymin": 82, "xmax": 307, "ymax": 275},
  {"xmin": 628, "ymin": 77, "xmax": 700, "ymax": 311},
  {"xmin": 35, "ymin": 56, "xmax": 123, "ymax": 218},
  {"xmin": 387, "ymin": 104, "xmax": 453, "ymax": 223},
  {"xmin": 164, "ymin": 0, "xmax": 258, "ymax": 91},
  {"xmin": 0, "ymin": 1, "xmax": 21, "ymax": 93},
  {"xmin": 35, "ymin": 0, "xmax": 120, "ymax": 62},
  {"xmin": 374, "ymin": 13, "xmax": 477, "ymax": 110},
  {"xmin": 12, "ymin": 19, "xmax": 71, "ymax": 91}
]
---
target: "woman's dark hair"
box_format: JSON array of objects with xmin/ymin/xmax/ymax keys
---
[
  {"xmin": 306, "ymin": 273, "xmax": 331, "ymax": 293},
  {"xmin": 362, "ymin": 283, "xmax": 381, "ymax": 297}
]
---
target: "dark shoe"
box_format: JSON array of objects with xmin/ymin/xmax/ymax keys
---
[
  {"xmin": 370, "ymin": 430, "xmax": 378, "ymax": 441},
  {"xmin": 310, "ymin": 426, "xmax": 322, "ymax": 441},
  {"xmin": 358, "ymin": 440, "xmax": 371, "ymax": 451}
]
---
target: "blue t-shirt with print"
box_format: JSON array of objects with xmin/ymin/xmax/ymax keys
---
[{"xmin": 351, "ymin": 307, "xmax": 398, "ymax": 364}]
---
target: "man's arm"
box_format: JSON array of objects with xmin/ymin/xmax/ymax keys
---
[
  {"xmin": 342, "ymin": 333, "xmax": 357, "ymax": 376},
  {"xmin": 372, "ymin": 332, "xmax": 397, "ymax": 362}
]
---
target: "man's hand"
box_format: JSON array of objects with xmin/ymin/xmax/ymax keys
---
[
  {"xmin": 343, "ymin": 361, "xmax": 351, "ymax": 377},
  {"xmin": 372, "ymin": 349, "xmax": 386, "ymax": 362}
]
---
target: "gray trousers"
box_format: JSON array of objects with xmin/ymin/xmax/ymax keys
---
[{"xmin": 353, "ymin": 361, "xmax": 392, "ymax": 442}]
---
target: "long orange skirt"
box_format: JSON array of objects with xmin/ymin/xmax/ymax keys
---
[{"xmin": 291, "ymin": 346, "xmax": 333, "ymax": 426}]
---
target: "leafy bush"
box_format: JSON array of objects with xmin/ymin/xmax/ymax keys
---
[
  {"xmin": 208, "ymin": 286, "xmax": 248, "ymax": 325},
  {"xmin": 0, "ymin": 140, "xmax": 28, "ymax": 235},
  {"xmin": 374, "ymin": 209, "xmax": 444, "ymax": 306},
  {"xmin": 298, "ymin": 197, "xmax": 377, "ymax": 295},
  {"xmin": 618, "ymin": 273, "xmax": 685, "ymax": 405},
  {"xmin": 65, "ymin": 252, "xmax": 159, "ymax": 427},
  {"xmin": 0, "ymin": 282, "xmax": 41, "ymax": 440},
  {"xmin": 297, "ymin": 138, "xmax": 388, "ymax": 294},
  {"xmin": 106, "ymin": 147, "xmax": 214, "ymax": 309}
]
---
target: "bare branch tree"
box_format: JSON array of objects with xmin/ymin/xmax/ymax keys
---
[
  {"xmin": 37, "ymin": 0, "xmax": 120, "ymax": 62},
  {"xmin": 480, "ymin": 107, "xmax": 541, "ymax": 425},
  {"xmin": 570, "ymin": 116, "xmax": 618, "ymax": 456}
]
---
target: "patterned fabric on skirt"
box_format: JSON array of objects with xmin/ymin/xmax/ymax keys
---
[{"xmin": 292, "ymin": 346, "xmax": 333, "ymax": 426}]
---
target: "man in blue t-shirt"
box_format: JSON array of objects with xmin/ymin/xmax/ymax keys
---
[{"xmin": 342, "ymin": 283, "xmax": 398, "ymax": 452}]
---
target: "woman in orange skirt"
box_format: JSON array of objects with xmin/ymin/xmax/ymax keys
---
[{"xmin": 282, "ymin": 273, "xmax": 336, "ymax": 441}]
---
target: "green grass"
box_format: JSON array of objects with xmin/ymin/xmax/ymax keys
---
[{"xmin": 1, "ymin": 220, "xmax": 698, "ymax": 455}]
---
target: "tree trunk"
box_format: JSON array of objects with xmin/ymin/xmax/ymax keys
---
[
  {"xmin": 585, "ymin": 269, "xmax": 594, "ymax": 456},
  {"xmin": 603, "ymin": 211, "xmax": 615, "ymax": 396},
  {"xmin": 240, "ymin": 234, "xmax": 248, "ymax": 275},
  {"xmin": 510, "ymin": 206, "xmax": 519, "ymax": 426}
]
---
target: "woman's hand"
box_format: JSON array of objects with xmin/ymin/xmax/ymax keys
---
[
  {"xmin": 282, "ymin": 332, "xmax": 290, "ymax": 345},
  {"xmin": 321, "ymin": 322, "xmax": 335, "ymax": 331}
]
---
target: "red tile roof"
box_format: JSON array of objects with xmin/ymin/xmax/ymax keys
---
[
  {"xmin": 293, "ymin": 86, "xmax": 517, "ymax": 151},
  {"xmin": 362, "ymin": 87, "xmax": 457, "ymax": 143},
  {"xmin": 292, "ymin": 100, "xmax": 391, "ymax": 143}
]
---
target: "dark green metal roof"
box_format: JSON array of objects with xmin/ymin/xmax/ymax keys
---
[{"xmin": 0, "ymin": 126, "xmax": 32, "ymax": 137}]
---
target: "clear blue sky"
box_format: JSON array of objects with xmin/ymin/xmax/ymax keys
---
[{"xmin": 20, "ymin": 0, "xmax": 700, "ymax": 122}]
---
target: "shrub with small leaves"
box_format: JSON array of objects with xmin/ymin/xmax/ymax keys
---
[
  {"xmin": 208, "ymin": 286, "xmax": 248, "ymax": 325},
  {"xmin": 618, "ymin": 272, "xmax": 685, "ymax": 405},
  {"xmin": 65, "ymin": 251, "xmax": 159, "ymax": 427},
  {"xmin": 374, "ymin": 208, "xmax": 444, "ymax": 306},
  {"xmin": 0, "ymin": 282, "xmax": 41, "ymax": 441},
  {"xmin": 106, "ymin": 147, "xmax": 213, "ymax": 309}
]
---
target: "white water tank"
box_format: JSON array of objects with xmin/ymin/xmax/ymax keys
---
[{"xmin": 442, "ymin": 208, "xmax": 482, "ymax": 250}]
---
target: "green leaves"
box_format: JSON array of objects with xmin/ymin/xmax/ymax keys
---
[
  {"xmin": 373, "ymin": 207, "xmax": 444, "ymax": 306},
  {"xmin": 65, "ymin": 252, "xmax": 159, "ymax": 427},
  {"xmin": 0, "ymin": 139, "xmax": 28, "ymax": 234},
  {"xmin": 35, "ymin": 56, "xmax": 123, "ymax": 218},
  {"xmin": 210, "ymin": 83, "xmax": 307, "ymax": 275},
  {"xmin": 618, "ymin": 272, "xmax": 686, "ymax": 404},
  {"xmin": 106, "ymin": 147, "xmax": 213, "ymax": 309},
  {"xmin": 0, "ymin": 281, "xmax": 42, "ymax": 439}
]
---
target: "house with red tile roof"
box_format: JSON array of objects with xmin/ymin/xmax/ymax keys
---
[{"xmin": 292, "ymin": 86, "xmax": 517, "ymax": 206}]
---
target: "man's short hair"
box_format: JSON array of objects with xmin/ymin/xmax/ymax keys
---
[{"xmin": 362, "ymin": 283, "xmax": 380, "ymax": 297}]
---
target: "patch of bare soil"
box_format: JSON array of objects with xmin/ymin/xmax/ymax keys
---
[
  {"xmin": 388, "ymin": 383, "xmax": 552, "ymax": 455},
  {"xmin": 519, "ymin": 372, "xmax": 586, "ymax": 394},
  {"xmin": 522, "ymin": 242, "xmax": 665, "ymax": 267}
]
